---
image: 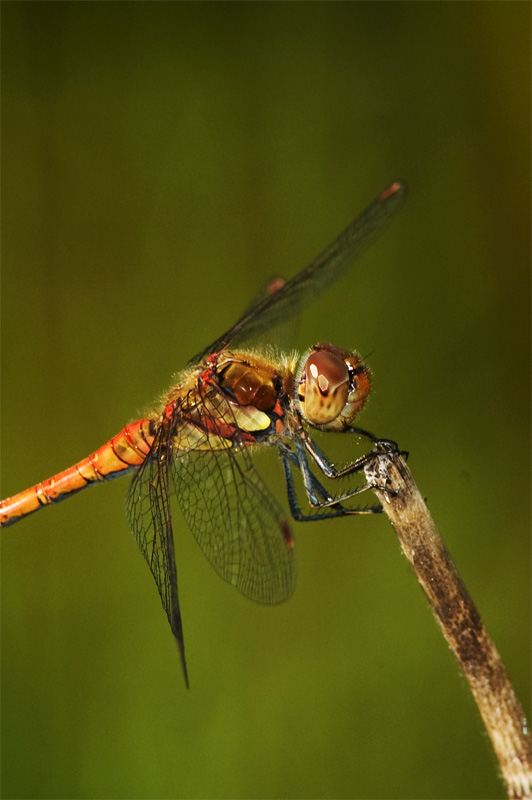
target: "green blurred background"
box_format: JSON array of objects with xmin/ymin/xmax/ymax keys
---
[{"xmin": 1, "ymin": 3, "xmax": 530, "ymax": 799}]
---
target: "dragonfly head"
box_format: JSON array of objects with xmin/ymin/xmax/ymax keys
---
[{"xmin": 296, "ymin": 343, "xmax": 371, "ymax": 431}]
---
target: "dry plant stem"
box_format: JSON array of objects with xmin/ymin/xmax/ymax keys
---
[{"xmin": 364, "ymin": 445, "xmax": 532, "ymax": 800}]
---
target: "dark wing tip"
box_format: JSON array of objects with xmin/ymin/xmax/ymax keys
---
[{"xmin": 175, "ymin": 635, "xmax": 190, "ymax": 689}]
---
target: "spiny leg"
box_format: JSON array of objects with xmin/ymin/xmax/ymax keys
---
[
  {"xmin": 278, "ymin": 446, "xmax": 382, "ymax": 522},
  {"xmin": 303, "ymin": 431, "xmax": 401, "ymax": 481},
  {"xmin": 295, "ymin": 439, "xmax": 386, "ymax": 508}
]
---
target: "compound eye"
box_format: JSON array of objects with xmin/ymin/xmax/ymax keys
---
[{"xmin": 302, "ymin": 348, "xmax": 349, "ymax": 425}]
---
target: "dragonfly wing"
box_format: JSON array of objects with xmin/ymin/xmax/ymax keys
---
[
  {"xmin": 125, "ymin": 425, "xmax": 189, "ymax": 686},
  {"xmin": 170, "ymin": 397, "xmax": 296, "ymax": 604},
  {"xmin": 242, "ymin": 275, "xmax": 286, "ymax": 312},
  {"xmin": 187, "ymin": 181, "xmax": 405, "ymax": 364},
  {"xmin": 238, "ymin": 275, "xmax": 297, "ymax": 353},
  {"xmin": 173, "ymin": 446, "xmax": 296, "ymax": 604}
]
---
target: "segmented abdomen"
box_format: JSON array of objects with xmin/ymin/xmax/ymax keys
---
[{"xmin": 0, "ymin": 419, "xmax": 154, "ymax": 527}]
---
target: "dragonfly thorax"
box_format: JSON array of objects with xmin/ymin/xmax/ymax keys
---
[
  {"xmin": 218, "ymin": 358, "xmax": 279, "ymax": 412},
  {"xmin": 296, "ymin": 343, "xmax": 370, "ymax": 431}
]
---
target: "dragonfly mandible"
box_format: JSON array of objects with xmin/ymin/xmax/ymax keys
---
[{"xmin": 1, "ymin": 181, "xmax": 406, "ymax": 685}]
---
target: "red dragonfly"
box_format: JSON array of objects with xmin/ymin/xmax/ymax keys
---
[{"xmin": 1, "ymin": 181, "xmax": 405, "ymax": 685}]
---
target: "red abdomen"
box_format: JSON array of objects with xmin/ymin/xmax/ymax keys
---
[{"xmin": 0, "ymin": 419, "xmax": 154, "ymax": 527}]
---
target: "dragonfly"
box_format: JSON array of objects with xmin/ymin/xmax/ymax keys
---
[{"xmin": 1, "ymin": 181, "xmax": 405, "ymax": 685}]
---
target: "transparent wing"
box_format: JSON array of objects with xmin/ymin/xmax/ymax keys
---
[
  {"xmin": 237, "ymin": 275, "xmax": 296, "ymax": 353},
  {"xmin": 125, "ymin": 424, "xmax": 189, "ymax": 686},
  {"xmin": 171, "ymin": 391, "xmax": 296, "ymax": 605},
  {"xmin": 125, "ymin": 389, "xmax": 295, "ymax": 682},
  {"xmin": 173, "ymin": 446, "xmax": 296, "ymax": 605},
  {"xmin": 188, "ymin": 181, "xmax": 405, "ymax": 364}
]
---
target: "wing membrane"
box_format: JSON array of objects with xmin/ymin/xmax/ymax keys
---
[
  {"xmin": 171, "ymin": 390, "xmax": 296, "ymax": 604},
  {"xmin": 188, "ymin": 181, "xmax": 405, "ymax": 364},
  {"xmin": 125, "ymin": 425, "xmax": 189, "ymax": 686},
  {"xmin": 126, "ymin": 388, "xmax": 295, "ymax": 683},
  {"xmin": 173, "ymin": 444, "xmax": 295, "ymax": 605}
]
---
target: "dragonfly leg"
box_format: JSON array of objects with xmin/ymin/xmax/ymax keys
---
[
  {"xmin": 337, "ymin": 427, "xmax": 408, "ymax": 461},
  {"xmin": 278, "ymin": 445, "xmax": 383, "ymax": 521},
  {"xmin": 280, "ymin": 446, "xmax": 336, "ymax": 507},
  {"xmin": 303, "ymin": 432, "xmax": 402, "ymax": 480}
]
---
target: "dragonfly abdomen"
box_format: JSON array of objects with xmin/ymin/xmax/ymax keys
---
[{"xmin": 0, "ymin": 419, "xmax": 154, "ymax": 527}]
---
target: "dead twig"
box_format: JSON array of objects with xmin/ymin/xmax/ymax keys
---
[{"xmin": 364, "ymin": 444, "xmax": 531, "ymax": 799}]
